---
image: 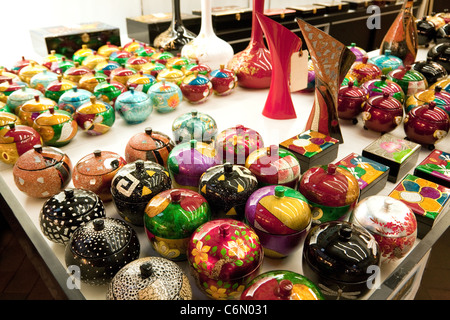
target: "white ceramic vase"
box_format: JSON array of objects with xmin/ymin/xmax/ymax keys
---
[{"xmin": 181, "ymin": 0, "xmax": 234, "ymax": 70}]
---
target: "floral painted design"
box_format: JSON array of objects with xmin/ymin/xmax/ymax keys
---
[
  {"xmin": 363, "ymin": 133, "xmax": 420, "ymax": 164},
  {"xmin": 280, "ymin": 130, "xmax": 338, "ymax": 158},
  {"xmin": 414, "ymin": 149, "xmax": 450, "ymax": 186}
]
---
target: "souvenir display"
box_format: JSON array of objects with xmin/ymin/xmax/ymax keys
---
[
  {"xmin": 74, "ymin": 96, "xmax": 115, "ymax": 135},
  {"xmin": 126, "ymin": 71, "xmax": 156, "ymax": 93},
  {"xmin": 181, "ymin": 0, "xmax": 234, "ymax": 71},
  {"xmin": 350, "ymin": 195, "xmax": 417, "ymax": 262},
  {"xmin": 148, "ymin": 81, "xmax": 182, "ymax": 113},
  {"xmin": 109, "ymin": 47, "xmax": 132, "ymax": 66},
  {"xmin": 111, "ymin": 160, "xmax": 172, "ymax": 226},
  {"xmin": 153, "ymin": 0, "xmax": 196, "ymax": 54},
  {"xmin": 302, "ymin": 221, "xmax": 380, "ymax": 300},
  {"xmin": 389, "ymin": 174, "xmax": 450, "ymax": 238},
  {"xmin": 362, "ymin": 133, "xmax": 421, "ymax": 183},
  {"xmin": 57, "ymin": 87, "xmax": 93, "ymax": 114},
  {"xmin": 78, "ymin": 73, "xmax": 108, "ymax": 93},
  {"xmin": 346, "ymin": 57, "xmax": 382, "ymax": 86},
  {"xmin": 335, "ymin": 152, "xmax": 390, "ymax": 199},
  {"xmin": 171, "ymin": 110, "xmax": 218, "ymax": 144},
  {"xmin": 72, "ymin": 150, "xmax": 126, "ymax": 202},
  {"xmin": 39, "ymin": 188, "xmax": 106, "ymax": 245},
  {"xmin": 379, "ymin": 0, "xmax": 418, "ymax": 66},
  {"xmin": 298, "ymin": 164, "xmax": 360, "ymax": 224},
  {"xmin": 362, "ymin": 92, "xmax": 404, "ymax": 133},
  {"xmin": 0, "ymin": 112, "xmax": 20, "ymax": 130},
  {"xmin": 297, "ymin": 19, "xmax": 355, "ymax": 143},
  {"xmin": 17, "ymin": 95, "xmax": 58, "ymax": 127},
  {"xmin": 18, "ymin": 62, "xmax": 48, "ymax": 84},
  {"xmin": 226, "ymin": 0, "xmax": 271, "ymax": 89},
  {"xmin": 29, "ymin": 70, "xmax": 59, "ymax": 94},
  {"xmin": 179, "ymin": 71, "xmax": 213, "ymax": 104},
  {"xmin": 240, "ymin": 270, "xmax": 324, "ymax": 300},
  {"xmin": 256, "ymin": 13, "xmax": 302, "ymax": 119},
  {"xmin": 72, "ymin": 44, "xmax": 95, "ymax": 64},
  {"xmin": 81, "ymin": 52, "xmax": 107, "ymax": 70},
  {"xmin": 6, "ymin": 86, "xmax": 43, "ymax": 114},
  {"xmin": 405, "ymin": 86, "xmax": 450, "ymax": 115},
  {"xmin": 64, "ymin": 217, "xmax": 140, "ymax": 285},
  {"xmin": 367, "ymin": 50, "xmax": 403, "ymax": 75},
  {"xmin": 404, "ymin": 101, "xmax": 449, "ymax": 148},
  {"xmin": 115, "ymin": 87, "xmax": 153, "ymax": 124},
  {"xmin": 94, "ymin": 60, "xmax": 121, "ymax": 77},
  {"xmin": 386, "ymin": 65, "xmax": 428, "ymax": 98},
  {"xmin": 245, "ymin": 185, "xmax": 312, "ymax": 258},
  {"xmin": 107, "ymin": 256, "xmax": 192, "ymax": 300},
  {"xmin": 411, "ymin": 60, "xmax": 448, "ymax": 86},
  {"xmin": 199, "ymin": 163, "xmax": 258, "ymax": 220},
  {"xmin": 414, "ymin": 149, "xmax": 450, "ymax": 188},
  {"xmin": 187, "ymin": 219, "xmax": 263, "ymax": 300},
  {"xmin": 63, "ymin": 64, "xmax": 93, "ymax": 84},
  {"xmin": 110, "ymin": 67, "xmax": 136, "ymax": 86},
  {"xmin": 32, "ymin": 107, "xmax": 78, "ymax": 147},
  {"xmin": 427, "ymin": 41, "xmax": 450, "ymax": 73},
  {"xmin": 337, "ymin": 81, "xmax": 367, "ymax": 123},
  {"xmin": 209, "ymin": 65, "xmax": 237, "ymax": 96},
  {"xmin": 156, "ymin": 67, "xmax": 185, "ymax": 85},
  {"xmin": 93, "ymin": 78, "xmax": 125, "ymax": 106},
  {"xmin": 279, "ymin": 130, "xmax": 339, "ymax": 174},
  {"xmin": 44, "ymin": 76, "xmax": 76, "ymax": 103},
  {"xmin": 360, "ymin": 75, "xmax": 405, "ymax": 105},
  {"xmin": 347, "ymin": 43, "xmax": 368, "ymax": 62},
  {"xmin": 13, "ymin": 144, "xmax": 72, "ymax": 198},
  {"xmin": 167, "ymin": 139, "xmax": 219, "ymax": 190},
  {"xmin": 0, "ymin": 123, "xmax": 42, "ymax": 165},
  {"xmin": 215, "ymin": 124, "xmax": 264, "ymax": 165},
  {"xmin": 97, "ymin": 42, "xmax": 120, "ymax": 58},
  {"xmin": 245, "ymin": 145, "xmax": 301, "ymax": 189},
  {"xmin": 124, "ymin": 127, "xmax": 175, "ymax": 168},
  {"xmin": 144, "ymin": 188, "xmax": 211, "ymax": 261}
]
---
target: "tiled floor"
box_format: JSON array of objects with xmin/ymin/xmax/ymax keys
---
[{"xmin": 0, "ymin": 212, "xmax": 449, "ymax": 300}]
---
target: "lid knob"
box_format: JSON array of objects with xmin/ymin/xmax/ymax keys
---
[
  {"xmin": 275, "ymin": 280, "xmax": 293, "ymax": 298},
  {"xmin": 339, "ymin": 225, "xmax": 352, "ymax": 240},
  {"xmin": 219, "ymin": 224, "xmax": 231, "ymax": 238},
  {"xmin": 435, "ymin": 86, "xmax": 442, "ymax": 93},
  {"xmin": 33, "ymin": 144, "xmax": 43, "ymax": 153},
  {"xmin": 171, "ymin": 190, "xmax": 182, "ymax": 203},
  {"xmin": 348, "ymin": 81, "xmax": 354, "ymax": 88},
  {"xmin": 381, "ymin": 75, "xmax": 387, "ymax": 82},
  {"xmin": 428, "ymin": 101, "xmax": 436, "ymax": 110},
  {"xmin": 275, "ymin": 186, "xmax": 285, "ymax": 198},
  {"xmin": 93, "ymin": 150, "xmax": 102, "ymax": 157},
  {"xmin": 327, "ymin": 164, "xmax": 337, "ymax": 175},
  {"xmin": 135, "ymin": 159, "xmax": 145, "ymax": 172},
  {"xmin": 140, "ymin": 262, "xmax": 154, "ymax": 278},
  {"xmin": 385, "ymin": 49, "xmax": 391, "ymax": 55},
  {"xmin": 267, "ymin": 145, "xmax": 279, "ymax": 157},
  {"xmin": 64, "ymin": 189, "xmax": 75, "ymax": 199},
  {"xmin": 93, "ymin": 219, "xmax": 105, "ymax": 231},
  {"xmin": 89, "ymin": 96, "xmax": 96, "ymax": 104},
  {"xmin": 384, "ymin": 197, "xmax": 396, "ymax": 212},
  {"xmin": 382, "ymin": 92, "xmax": 390, "ymax": 99},
  {"xmin": 191, "ymin": 110, "xmax": 198, "ymax": 118},
  {"xmin": 8, "ymin": 122, "xmax": 15, "ymax": 130},
  {"xmin": 223, "ymin": 162, "xmax": 233, "ymax": 174},
  {"xmin": 190, "ymin": 139, "xmax": 197, "ymax": 149},
  {"xmin": 145, "ymin": 127, "xmax": 153, "ymax": 136}
]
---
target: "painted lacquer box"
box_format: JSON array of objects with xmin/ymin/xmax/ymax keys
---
[{"xmin": 414, "ymin": 149, "xmax": 450, "ymax": 188}]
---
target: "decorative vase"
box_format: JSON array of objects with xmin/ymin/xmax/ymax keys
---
[
  {"xmin": 297, "ymin": 19, "xmax": 356, "ymax": 143},
  {"xmin": 153, "ymin": 0, "xmax": 196, "ymax": 54},
  {"xmin": 181, "ymin": 0, "xmax": 234, "ymax": 71},
  {"xmin": 379, "ymin": 0, "xmax": 418, "ymax": 66},
  {"xmin": 256, "ymin": 13, "xmax": 302, "ymax": 120},
  {"xmin": 226, "ymin": 0, "xmax": 272, "ymax": 89}
]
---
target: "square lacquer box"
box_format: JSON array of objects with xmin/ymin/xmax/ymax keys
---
[
  {"xmin": 362, "ymin": 133, "xmax": 421, "ymax": 183},
  {"xmin": 335, "ymin": 152, "xmax": 390, "ymax": 199},
  {"xmin": 389, "ymin": 174, "xmax": 450, "ymax": 239},
  {"xmin": 414, "ymin": 149, "xmax": 450, "ymax": 188},
  {"xmin": 279, "ymin": 130, "xmax": 339, "ymax": 173}
]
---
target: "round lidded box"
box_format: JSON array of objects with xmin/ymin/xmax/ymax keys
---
[
  {"xmin": 73, "ymin": 150, "xmax": 127, "ymax": 202},
  {"xmin": 361, "ymin": 75, "xmax": 405, "ymax": 105},
  {"xmin": 179, "ymin": 71, "xmax": 213, "ymax": 104},
  {"xmin": 302, "ymin": 221, "xmax": 380, "ymax": 300},
  {"xmin": 405, "ymin": 85, "xmax": 450, "ymax": 114},
  {"xmin": 111, "ymin": 160, "xmax": 172, "ymax": 226},
  {"xmin": 387, "ymin": 65, "xmax": 428, "ymax": 98},
  {"xmin": 337, "ymin": 81, "xmax": 367, "ymax": 123},
  {"xmin": 240, "ymin": 270, "xmax": 324, "ymax": 300},
  {"xmin": 172, "ymin": 110, "xmax": 218, "ymax": 144},
  {"xmin": 39, "ymin": 188, "xmax": 106, "ymax": 245},
  {"xmin": 0, "ymin": 123, "xmax": 42, "ymax": 165},
  {"xmin": 148, "ymin": 80, "xmax": 183, "ymax": 114},
  {"xmin": 124, "ymin": 127, "xmax": 175, "ymax": 168},
  {"xmin": 347, "ymin": 57, "xmax": 382, "ymax": 86},
  {"xmin": 13, "ymin": 144, "xmax": 72, "ymax": 198},
  {"xmin": 107, "ymin": 256, "xmax": 192, "ymax": 300},
  {"xmin": 245, "ymin": 185, "xmax": 312, "ymax": 258},
  {"xmin": 187, "ymin": 219, "xmax": 263, "ymax": 300},
  {"xmin": 298, "ymin": 164, "xmax": 360, "ymax": 224},
  {"xmin": 199, "ymin": 163, "xmax": 258, "ymax": 221},
  {"xmin": 362, "ymin": 92, "xmax": 404, "ymax": 133},
  {"xmin": 367, "ymin": 49, "xmax": 403, "ymax": 75},
  {"xmin": 350, "ymin": 195, "xmax": 417, "ymax": 263},
  {"xmin": 32, "ymin": 107, "xmax": 78, "ymax": 147},
  {"xmin": 115, "ymin": 87, "xmax": 153, "ymax": 124},
  {"xmin": 65, "ymin": 217, "xmax": 140, "ymax": 285},
  {"xmin": 144, "ymin": 188, "xmax": 211, "ymax": 261},
  {"xmin": 74, "ymin": 96, "xmax": 115, "ymax": 136},
  {"xmin": 57, "ymin": 87, "xmax": 93, "ymax": 114},
  {"xmin": 6, "ymin": 86, "xmax": 43, "ymax": 114},
  {"xmin": 17, "ymin": 95, "xmax": 57, "ymax": 127},
  {"xmin": 245, "ymin": 145, "xmax": 301, "ymax": 189}
]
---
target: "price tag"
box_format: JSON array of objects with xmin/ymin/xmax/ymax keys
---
[{"xmin": 289, "ymin": 49, "xmax": 309, "ymax": 92}]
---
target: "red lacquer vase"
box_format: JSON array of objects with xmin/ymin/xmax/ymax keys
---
[
  {"xmin": 256, "ymin": 13, "xmax": 302, "ymax": 119},
  {"xmin": 227, "ymin": 0, "xmax": 272, "ymax": 89}
]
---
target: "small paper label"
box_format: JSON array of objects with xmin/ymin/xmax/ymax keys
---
[{"xmin": 290, "ymin": 49, "xmax": 309, "ymax": 92}]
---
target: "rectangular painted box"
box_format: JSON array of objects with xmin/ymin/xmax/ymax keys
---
[{"xmin": 414, "ymin": 149, "xmax": 450, "ymax": 188}]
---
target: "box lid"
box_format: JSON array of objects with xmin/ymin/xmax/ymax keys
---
[
  {"xmin": 363, "ymin": 133, "xmax": 421, "ymax": 164},
  {"xmin": 279, "ymin": 130, "xmax": 339, "ymax": 159},
  {"xmin": 414, "ymin": 149, "xmax": 450, "ymax": 185}
]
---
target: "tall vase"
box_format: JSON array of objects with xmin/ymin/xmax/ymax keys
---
[
  {"xmin": 227, "ymin": 0, "xmax": 272, "ymax": 89},
  {"xmin": 181, "ymin": 0, "xmax": 234, "ymax": 71},
  {"xmin": 296, "ymin": 19, "xmax": 356, "ymax": 143},
  {"xmin": 379, "ymin": 0, "xmax": 418, "ymax": 66},
  {"xmin": 153, "ymin": 0, "xmax": 197, "ymax": 54},
  {"xmin": 256, "ymin": 13, "xmax": 302, "ymax": 120}
]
